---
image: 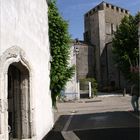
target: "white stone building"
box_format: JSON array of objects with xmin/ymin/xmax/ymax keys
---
[
  {"xmin": 64, "ymin": 45, "xmax": 78, "ymax": 100},
  {"xmin": 0, "ymin": 0, "xmax": 54, "ymax": 139}
]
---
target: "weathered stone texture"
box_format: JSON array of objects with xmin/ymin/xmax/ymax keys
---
[
  {"xmin": 84, "ymin": 2, "xmax": 129, "ymax": 90},
  {"xmin": 75, "ymin": 43, "xmax": 94, "ymax": 80},
  {"xmin": 0, "ymin": 0, "xmax": 53, "ymax": 139},
  {"xmin": 64, "ymin": 45, "xmax": 78, "ymax": 100}
]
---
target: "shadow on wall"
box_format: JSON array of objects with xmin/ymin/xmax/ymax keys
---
[
  {"xmin": 87, "ymin": 44, "xmax": 95, "ymax": 78},
  {"xmin": 100, "ymin": 43, "xmax": 130, "ymax": 92}
]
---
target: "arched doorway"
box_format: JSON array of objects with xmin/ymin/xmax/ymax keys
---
[{"xmin": 8, "ymin": 62, "xmax": 31, "ymax": 139}]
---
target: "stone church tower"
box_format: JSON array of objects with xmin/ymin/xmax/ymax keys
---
[
  {"xmin": 84, "ymin": 1, "xmax": 129, "ymax": 90},
  {"xmin": 0, "ymin": 0, "xmax": 54, "ymax": 139}
]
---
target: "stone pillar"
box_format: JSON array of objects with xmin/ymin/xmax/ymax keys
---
[
  {"xmin": 89, "ymin": 82, "xmax": 92, "ymax": 98},
  {"xmin": 77, "ymin": 81, "xmax": 80, "ymax": 100}
]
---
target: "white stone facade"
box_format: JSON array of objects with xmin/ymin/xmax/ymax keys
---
[
  {"xmin": 0, "ymin": 0, "xmax": 54, "ymax": 140},
  {"xmin": 64, "ymin": 46, "xmax": 78, "ymax": 100}
]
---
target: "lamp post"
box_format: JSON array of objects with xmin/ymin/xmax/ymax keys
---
[
  {"xmin": 73, "ymin": 40, "xmax": 79, "ymax": 81},
  {"xmin": 73, "ymin": 40, "xmax": 80, "ymax": 99}
]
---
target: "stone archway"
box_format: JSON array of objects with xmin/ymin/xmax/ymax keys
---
[
  {"xmin": 8, "ymin": 62, "xmax": 31, "ymax": 139},
  {"xmin": 0, "ymin": 46, "xmax": 35, "ymax": 140}
]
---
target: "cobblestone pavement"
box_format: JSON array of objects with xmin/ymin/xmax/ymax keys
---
[{"xmin": 43, "ymin": 94, "xmax": 140, "ymax": 140}]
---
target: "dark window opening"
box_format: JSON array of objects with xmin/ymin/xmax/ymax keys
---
[
  {"xmin": 111, "ymin": 23, "xmax": 113, "ymax": 34},
  {"xmin": 125, "ymin": 10, "xmax": 128, "ymax": 14},
  {"xmin": 106, "ymin": 4, "xmax": 109, "ymax": 7},
  {"xmin": 86, "ymin": 13, "xmax": 88, "ymax": 17},
  {"xmin": 89, "ymin": 11, "xmax": 92, "ymax": 15}
]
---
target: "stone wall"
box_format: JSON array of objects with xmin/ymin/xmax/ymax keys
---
[
  {"xmin": 75, "ymin": 43, "xmax": 94, "ymax": 80},
  {"xmin": 84, "ymin": 2, "xmax": 129, "ymax": 90},
  {"xmin": 0, "ymin": 0, "xmax": 53, "ymax": 139},
  {"xmin": 64, "ymin": 45, "xmax": 78, "ymax": 100},
  {"xmin": 64, "ymin": 41, "xmax": 95, "ymax": 100},
  {"xmin": 76, "ymin": 44, "xmax": 89, "ymax": 79}
]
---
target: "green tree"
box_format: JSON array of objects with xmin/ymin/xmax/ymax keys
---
[
  {"xmin": 48, "ymin": 0, "xmax": 74, "ymax": 107},
  {"xmin": 112, "ymin": 13, "xmax": 140, "ymax": 86}
]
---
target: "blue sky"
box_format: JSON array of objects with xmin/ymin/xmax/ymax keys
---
[{"xmin": 57, "ymin": 0, "xmax": 140, "ymax": 40}]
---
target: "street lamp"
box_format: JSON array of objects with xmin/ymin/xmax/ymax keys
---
[
  {"xmin": 73, "ymin": 41, "xmax": 79, "ymax": 81},
  {"xmin": 73, "ymin": 40, "xmax": 80, "ymax": 99}
]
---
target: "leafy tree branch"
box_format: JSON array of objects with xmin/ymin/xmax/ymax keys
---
[{"xmin": 48, "ymin": 0, "xmax": 74, "ymax": 107}]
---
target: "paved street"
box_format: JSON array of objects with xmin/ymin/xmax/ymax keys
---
[{"xmin": 43, "ymin": 94, "xmax": 140, "ymax": 140}]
